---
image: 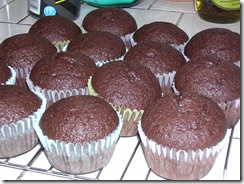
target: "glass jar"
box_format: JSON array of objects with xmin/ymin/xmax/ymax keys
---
[{"xmin": 194, "ymin": 0, "xmax": 240, "ymax": 24}]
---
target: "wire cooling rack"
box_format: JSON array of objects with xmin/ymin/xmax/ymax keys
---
[{"xmin": 0, "ymin": 126, "xmax": 239, "ymax": 180}]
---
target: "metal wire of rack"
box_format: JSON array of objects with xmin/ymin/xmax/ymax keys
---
[
  {"xmin": 0, "ymin": 135, "xmax": 143, "ymax": 180},
  {"xmin": 0, "ymin": 127, "xmax": 239, "ymax": 180}
]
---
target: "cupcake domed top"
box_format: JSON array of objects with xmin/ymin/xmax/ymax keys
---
[
  {"xmin": 124, "ymin": 41, "xmax": 186, "ymax": 75},
  {"xmin": 0, "ymin": 33, "xmax": 57, "ymax": 69},
  {"xmin": 184, "ymin": 28, "xmax": 240, "ymax": 64},
  {"xmin": 174, "ymin": 54, "xmax": 240, "ymax": 103},
  {"xmin": 67, "ymin": 31, "xmax": 126, "ymax": 63},
  {"xmin": 40, "ymin": 95, "xmax": 119, "ymax": 143},
  {"xmin": 29, "ymin": 51, "xmax": 97, "ymax": 91},
  {"xmin": 132, "ymin": 21, "xmax": 189, "ymax": 46},
  {"xmin": 82, "ymin": 7, "xmax": 137, "ymax": 37},
  {"xmin": 141, "ymin": 92, "xmax": 227, "ymax": 151},
  {"xmin": 91, "ymin": 60, "xmax": 162, "ymax": 110},
  {"xmin": 0, "ymin": 85, "xmax": 42, "ymax": 126},
  {"xmin": 28, "ymin": 15, "xmax": 82, "ymax": 43}
]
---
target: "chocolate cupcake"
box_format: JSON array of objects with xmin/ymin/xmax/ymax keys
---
[
  {"xmin": 34, "ymin": 95, "xmax": 122, "ymax": 174},
  {"xmin": 184, "ymin": 28, "xmax": 240, "ymax": 66},
  {"xmin": 82, "ymin": 7, "xmax": 137, "ymax": 49},
  {"xmin": 174, "ymin": 54, "xmax": 240, "ymax": 128},
  {"xmin": 67, "ymin": 31, "xmax": 126, "ymax": 66},
  {"xmin": 0, "ymin": 60, "xmax": 16, "ymax": 85},
  {"xmin": 0, "ymin": 85, "xmax": 46, "ymax": 158},
  {"xmin": 138, "ymin": 92, "xmax": 228, "ymax": 180},
  {"xmin": 131, "ymin": 21, "xmax": 189, "ymax": 52},
  {"xmin": 124, "ymin": 41, "xmax": 186, "ymax": 95},
  {"xmin": 28, "ymin": 15, "xmax": 82, "ymax": 51},
  {"xmin": 0, "ymin": 33, "xmax": 57, "ymax": 88},
  {"xmin": 26, "ymin": 51, "xmax": 97, "ymax": 107},
  {"xmin": 88, "ymin": 60, "xmax": 162, "ymax": 137}
]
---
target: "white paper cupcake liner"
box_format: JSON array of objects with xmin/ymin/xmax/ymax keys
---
[
  {"xmin": 0, "ymin": 91, "xmax": 47, "ymax": 158},
  {"xmin": 114, "ymin": 106, "xmax": 143, "ymax": 137},
  {"xmin": 156, "ymin": 71, "xmax": 176, "ymax": 96},
  {"xmin": 1, "ymin": 66, "xmax": 16, "ymax": 85},
  {"xmin": 121, "ymin": 32, "xmax": 134, "ymax": 50},
  {"xmin": 53, "ymin": 40, "xmax": 70, "ymax": 52},
  {"xmin": 129, "ymin": 32, "xmax": 136, "ymax": 47},
  {"xmin": 169, "ymin": 42, "xmax": 187, "ymax": 54},
  {"xmin": 172, "ymin": 81, "xmax": 180, "ymax": 95},
  {"xmin": 138, "ymin": 121, "xmax": 228, "ymax": 180},
  {"xmin": 234, "ymin": 60, "xmax": 240, "ymax": 67},
  {"xmin": 26, "ymin": 74, "xmax": 89, "ymax": 107},
  {"xmin": 218, "ymin": 98, "xmax": 240, "ymax": 129},
  {"xmin": 34, "ymin": 112, "xmax": 123, "ymax": 174},
  {"xmin": 14, "ymin": 67, "xmax": 31, "ymax": 88}
]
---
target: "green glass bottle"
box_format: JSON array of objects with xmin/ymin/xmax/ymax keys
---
[{"xmin": 194, "ymin": 0, "xmax": 240, "ymax": 23}]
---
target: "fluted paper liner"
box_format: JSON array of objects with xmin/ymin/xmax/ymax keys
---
[
  {"xmin": 26, "ymin": 73, "xmax": 89, "ymax": 108},
  {"xmin": 14, "ymin": 66, "xmax": 31, "ymax": 88},
  {"xmin": 2, "ymin": 66, "xmax": 16, "ymax": 85},
  {"xmin": 114, "ymin": 106, "xmax": 143, "ymax": 137},
  {"xmin": 138, "ymin": 121, "xmax": 228, "ymax": 180},
  {"xmin": 218, "ymin": 98, "xmax": 240, "ymax": 129},
  {"xmin": 34, "ymin": 112, "xmax": 123, "ymax": 174},
  {"xmin": 53, "ymin": 40, "xmax": 70, "ymax": 52},
  {"xmin": 121, "ymin": 32, "xmax": 134, "ymax": 50},
  {"xmin": 170, "ymin": 42, "xmax": 187, "ymax": 53},
  {"xmin": 88, "ymin": 76, "xmax": 143, "ymax": 137},
  {"xmin": 156, "ymin": 71, "xmax": 176, "ymax": 96},
  {"xmin": 234, "ymin": 60, "xmax": 240, "ymax": 67},
  {"xmin": 0, "ymin": 91, "xmax": 47, "ymax": 158}
]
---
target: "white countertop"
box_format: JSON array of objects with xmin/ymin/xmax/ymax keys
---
[{"xmin": 0, "ymin": 0, "xmax": 241, "ymax": 181}]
